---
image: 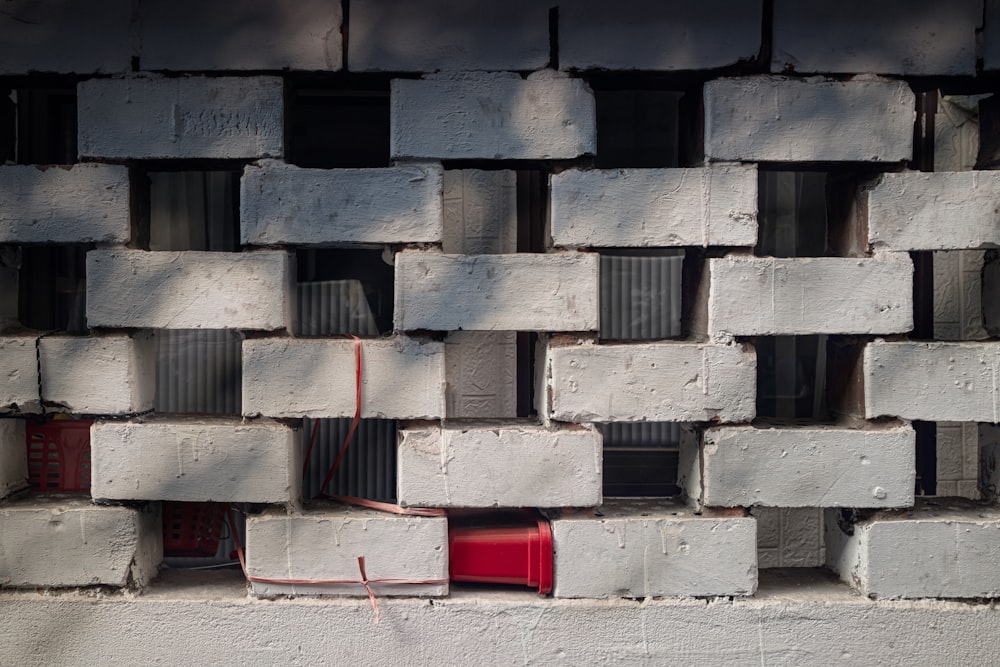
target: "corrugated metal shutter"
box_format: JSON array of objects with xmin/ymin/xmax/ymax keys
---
[
  {"xmin": 301, "ymin": 418, "xmax": 398, "ymax": 502},
  {"xmin": 599, "ymin": 253, "xmax": 683, "ymax": 341}
]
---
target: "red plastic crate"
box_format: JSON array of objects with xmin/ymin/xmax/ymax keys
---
[
  {"xmin": 25, "ymin": 420, "xmax": 93, "ymax": 493},
  {"xmin": 449, "ymin": 517, "xmax": 553, "ymax": 594},
  {"xmin": 162, "ymin": 502, "xmax": 225, "ymax": 558}
]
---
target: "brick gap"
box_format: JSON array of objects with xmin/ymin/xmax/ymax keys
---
[
  {"xmin": 161, "ymin": 500, "xmax": 245, "ymax": 570},
  {"xmin": 0, "ymin": 75, "xmax": 79, "ymax": 166},
  {"xmin": 599, "ymin": 421, "xmax": 682, "ymax": 497},
  {"xmin": 295, "ymin": 247, "xmax": 394, "ymax": 336},
  {"xmin": 598, "ymin": 247, "xmax": 685, "ymax": 343},
  {"xmin": 300, "ymin": 418, "xmax": 398, "ymax": 504},
  {"xmin": 12, "ymin": 243, "xmax": 90, "ymax": 334}
]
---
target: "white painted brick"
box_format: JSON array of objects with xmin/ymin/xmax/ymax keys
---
[
  {"xmin": 704, "ymin": 77, "xmax": 914, "ymax": 162},
  {"xmin": 551, "ymin": 500, "xmax": 756, "ymax": 598},
  {"xmin": 0, "ymin": 337, "xmax": 39, "ymax": 414},
  {"xmin": 546, "ymin": 340, "xmax": 756, "ymax": 423},
  {"xmin": 550, "ymin": 166, "xmax": 757, "ymax": 248},
  {"xmin": 708, "ymin": 255, "xmax": 913, "ymax": 336},
  {"xmin": 864, "ymin": 341, "xmax": 1000, "ymax": 422},
  {"xmin": 139, "ymin": 0, "xmax": 341, "ymax": 71},
  {"xmin": 397, "ymin": 425, "xmax": 601, "ymax": 508},
  {"xmin": 0, "ymin": 165, "xmax": 130, "ymax": 243},
  {"xmin": 78, "ymin": 76, "xmax": 284, "ymax": 160},
  {"xmin": 38, "ymin": 334, "xmax": 155, "ymax": 415},
  {"xmin": 349, "ymin": 0, "xmax": 548, "ymax": 72},
  {"xmin": 246, "ymin": 504, "xmax": 448, "ymax": 597},
  {"xmin": 90, "ymin": 419, "xmax": 299, "ymax": 503},
  {"xmin": 0, "ymin": 419, "xmax": 27, "ymax": 499},
  {"xmin": 445, "ymin": 331, "xmax": 517, "ymax": 418},
  {"xmin": 391, "ymin": 72, "xmax": 596, "ymax": 160},
  {"xmin": 772, "ymin": 0, "xmax": 979, "ymax": 76},
  {"xmin": 826, "ymin": 500, "xmax": 1000, "ymax": 599},
  {"xmin": 699, "ymin": 423, "xmax": 915, "ymax": 508},
  {"xmin": 0, "ymin": 496, "xmax": 161, "ymax": 588},
  {"xmin": 442, "ymin": 170, "xmax": 517, "ymax": 254},
  {"xmin": 868, "ymin": 172, "xmax": 1000, "ymax": 251},
  {"xmin": 86, "ymin": 250, "xmax": 293, "ymax": 330},
  {"xmin": 0, "ymin": 1, "xmax": 131, "ymax": 74},
  {"xmin": 242, "ymin": 337, "xmax": 445, "ymax": 419},
  {"xmin": 394, "ymin": 252, "xmax": 599, "ymax": 332},
  {"xmin": 559, "ymin": 0, "xmax": 762, "ymax": 71},
  {"xmin": 241, "ymin": 161, "xmax": 443, "ymax": 246}
]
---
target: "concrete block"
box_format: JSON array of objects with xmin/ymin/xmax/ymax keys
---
[
  {"xmin": 868, "ymin": 172, "xmax": 1000, "ymax": 251},
  {"xmin": 0, "ymin": 0, "xmax": 131, "ymax": 74},
  {"xmin": 559, "ymin": 0, "xmax": 762, "ymax": 71},
  {"xmin": 551, "ymin": 500, "xmax": 756, "ymax": 598},
  {"xmin": 864, "ymin": 341, "xmax": 1000, "ymax": 422},
  {"xmin": 138, "ymin": 0, "xmax": 342, "ymax": 71},
  {"xmin": 394, "ymin": 252, "xmax": 599, "ymax": 332},
  {"xmin": 241, "ymin": 161, "xmax": 443, "ymax": 246},
  {"xmin": 78, "ymin": 76, "xmax": 284, "ymax": 160},
  {"xmin": 442, "ymin": 170, "xmax": 517, "ymax": 254},
  {"xmin": 0, "ymin": 496, "xmax": 161, "ymax": 588},
  {"xmin": 86, "ymin": 250, "xmax": 293, "ymax": 330},
  {"xmin": 397, "ymin": 425, "xmax": 601, "ymax": 508},
  {"xmin": 91, "ymin": 418, "xmax": 299, "ymax": 503},
  {"xmin": 349, "ymin": 0, "xmax": 548, "ymax": 72},
  {"xmin": 245, "ymin": 504, "xmax": 448, "ymax": 597},
  {"xmin": 772, "ymin": 0, "xmax": 979, "ymax": 76},
  {"xmin": 826, "ymin": 499, "xmax": 1000, "ymax": 599},
  {"xmin": 699, "ymin": 423, "xmax": 915, "ymax": 508},
  {"xmin": 38, "ymin": 334, "xmax": 155, "ymax": 415},
  {"xmin": 242, "ymin": 337, "xmax": 445, "ymax": 419},
  {"xmin": 445, "ymin": 331, "xmax": 517, "ymax": 419},
  {"xmin": 0, "ymin": 420, "xmax": 27, "ymax": 499},
  {"xmin": 708, "ymin": 255, "xmax": 913, "ymax": 336},
  {"xmin": 0, "ymin": 337, "xmax": 39, "ymax": 414},
  {"xmin": 546, "ymin": 340, "xmax": 756, "ymax": 423},
  {"xmin": 391, "ymin": 72, "xmax": 596, "ymax": 160},
  {"xmin": 550, "ymin": 166, "xmax": 757, "ymax": 248},
  {"xmin": 704, "ymin": 76, "xmax": 914, "ymax": 162},
  {"xmin": 0, "ymin": 165, "xmax": 130, "ymax": 243}
]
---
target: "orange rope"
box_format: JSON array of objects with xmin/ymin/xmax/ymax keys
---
[
  {"xmin": 318, "ymin": 336, "xmax": 363, "ymax": 495},
  {"xmin": 330, "ymin": 495, "xmax": 447, "ymax": 517}
]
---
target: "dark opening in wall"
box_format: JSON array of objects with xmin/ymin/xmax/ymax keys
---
[
  {"xmin": 302, "ymin": 418, "xmax": 398, "ymax": 503},
  {"xmin": 755, "ymin": 335, "xmax": 829, "ymax": 420},
  {"xmin": 296, "ymin": 248, "xmax": 394, "ymax": 336},
  {"xmin": 154, "ymin": 330, "xmax": 242, "ymax": 416},
  {"xmin": 162, "ymin": 501, "xmax": 243, "ymax": 569},
  {"xmin": 287, "ymin": 78, "xmax": 391, "ymax": 169},
  {"xmin": 599, "ymin": 249, "xmax": 684, "ymax": 342},
  {"xmin": 0, "ymin": 81, "xmax": 78, "ymax": 164},
  {"xmin": 600, "ymin": 422, "xmax": 680, "ymax": 497},
  {"xmin": 141, "ymin": 169, "xmax": 241, "ymax": 252},
  {"xmin": 18, "ymin": 244, "xmax": 88, "ymax": 333}
]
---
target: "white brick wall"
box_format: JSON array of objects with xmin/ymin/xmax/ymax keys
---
[
  {"xmin": 390, "ymin": 72, "xmax": 596, "ymax": 160},
  {"xmin": 0, "ymin": 419, "xmax": 27, "ymax": 499},
  {"xmin": 90, "ymin": 419, "xmax": 300, "ymax": 503},
  {"xmin": 0, "ymin": 165, "xmax": 130, "ymax": 243},
  {"xmin": 246, "ymin": 504, "xmax": 448, "ymax": 597},
  {"xmin": 708, "ymin": 255, "xmax": 913, "ymax": 336},
  {"xmin": 545, "ymin": 340, "xmax": 756, "ymax": 423},
  {"xmin": 550, "ymin": 166, "xmax": 757, "ymax": 248},
  {"xmin": 242, "ymin": 336, "xmax": 446, "ymax": 419},
  {"xmin": 86, "ymin": 250, "xmax": 293, "ymax": 330},
  {"xmin": 704, "ymin": 76, "xmax": 915, "ymax": 162},
  {"xmin": 397, "ymin": 425, "xmax": 602, "ymax": 508},
  {"xmin": 0, "ymin": 497, "xmax": 161, "ymax": 588},
  {"xmin": 241, "ymin": 161, "xmax": 444, "ymax": 246},
  {"xmin": 771, "ymin": 0, "xmax": 979, "ymax": 76},
  {"xmin": 394, "ymin": 252, "xmax": 599, "ymax": 332},
  {"xmin": 699, "ymin": 424, "xmax": 915, "ymax": 508},
  {"xmin": 0, "ymin": 337, "xmax": 39, "ymax": 414},
  {"xmin": 864, "ymin": 341, "xmax": 1000, "ymax": 422},
  {"xmin": 551, "ymin": 500, "xmax": 757, "ymax": 598},
  {"xmin": 78, "ymin": 76, "xmax": 284, "ymax": 159}
]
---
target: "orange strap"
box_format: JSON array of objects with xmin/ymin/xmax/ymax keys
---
[
  {"xmin": 318, "ymin": 336, "xmax": 364, "ymax": 495},
  {"xmin": 330, "ymin": 495, "xmax": 446, "ymax": 517}
]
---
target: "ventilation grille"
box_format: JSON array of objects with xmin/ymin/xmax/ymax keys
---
[
  {"xmin": 599, "ymin": 253, "xmax": 683, "ymax": 340},
  {"xmin": 296, "ymin": 280, "xmax": 380, "ymax": 337},
  {"xmin": 302, "ymin": 418, "xmax": 397, "ymax": 502},
  {"xmin": 154, "ymin": 330, "xmax": 242, "ymax": 414}
]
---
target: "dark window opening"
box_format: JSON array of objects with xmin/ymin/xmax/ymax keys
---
[
  {"xmin": 755, "ymin": 335, "xmax": 829, "ymax": 421},
  {"xmin": 142, "ymin": 170, "xmax": 241, "ymax": 252},
  {"xmin": 0, "ymin": 83, "xmax": 78, "ymax": 165},
  {"xmin": 302, "ymin": 418, "xmax": 398, "ymax": 503},
  {"xmin": 516, "ymin": 170, "xmax": 548, "ymax": 253},
  {"xmin": 599, "ymin": 249, "xmax": 684, "ymax": 342},
  {"xmin": 287, "ymin": 79, "xmax": 391, "ymax": 169},
  {"xmin": 296, "ymin": 248, "xmax": 394, "ymax": 336},
  {"xmin": 600, "ymin": 422, "xmax": 680, "ymax": 497},
  {"xmin": 153, "ymin": 329, "xmax": 242, "ymax": 416},
  {"xmin": 18, "ymin": 244, "xmax": 88, "ymax": 333},
  {"xmin": 914, "ymin": 420, "xmax": 937, "ymax": 496}
]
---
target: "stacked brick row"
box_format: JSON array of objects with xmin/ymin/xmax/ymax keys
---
[{"xmin": 1, "ymin": 0, "xmax": 999, "ymax": 605}]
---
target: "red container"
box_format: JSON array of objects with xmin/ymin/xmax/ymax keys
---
[
  {"xmin": 448, "ymin": 518, "xmax": 553, "ymax": 594},
  {"xmin": 162, "ymin": 502, "xmax": 225, "ymax": 558},
  {"xmin": 25, "ymin": 420, "xmax": 93, "ymax": 493}
]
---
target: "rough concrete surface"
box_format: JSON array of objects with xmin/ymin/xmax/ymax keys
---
[
  {"xmin": 0, "ymin": 337, "xmax": 39, "ymax": 414},
  {"xmin": 0, "ymin": 419, "xmax": 27, "ymax": 499}
]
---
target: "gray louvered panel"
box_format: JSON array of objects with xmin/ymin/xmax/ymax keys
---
[
  {"xmin": 155, "ymin": 329, "xmax": 241, "ymax": 414},
  {"xmin": 296, "ymin": 280, "xmax": 379, "ymax": 336},
  {"xmin": 302, "ymin": 418, "xmax": 398, "ymax": 502},
  {"xmin": 600, "ymin": 253, "xmax": 683, "ymax": 340},
  {"xmin": 601, "ymin": 422, "xmax": 680, "ymax": 450}
]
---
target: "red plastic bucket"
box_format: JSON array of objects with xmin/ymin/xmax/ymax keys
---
[{"xmin": 448, "ymin": 518, "xmax": 553, "ymax": 594}]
